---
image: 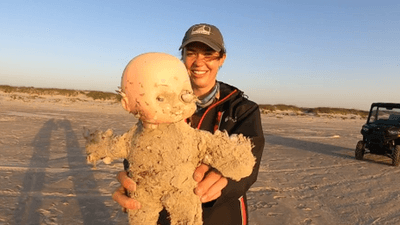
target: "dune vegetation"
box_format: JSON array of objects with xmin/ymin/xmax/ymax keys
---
[
  {"xmin": 0, "ymin": 85, "xmax": 122, "ymax": 102},
  {"xmin": 259, "ymin": 104, "xmax": 369, "ymax": 118},
  {"xmin": 0, "ymin": 85, "xmax": 368, "ymax": 118}
]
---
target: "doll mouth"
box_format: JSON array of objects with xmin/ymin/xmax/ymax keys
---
[
  {"xmin": 169, "ymin": 104, "xmax": 195, "ymax": 117},
  {"xmin": 173, "ymin": 110, "xmax": 183, "ymax": 116}
]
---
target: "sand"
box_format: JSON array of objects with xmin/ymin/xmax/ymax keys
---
[{"xmin": 1, "ymin": 92, "xmax": 399, "ymax": 225}]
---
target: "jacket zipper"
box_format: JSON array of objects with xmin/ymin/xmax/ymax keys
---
[{"xmin": 197, "ymin": 89, "xmax": 238, "ymax": 129}]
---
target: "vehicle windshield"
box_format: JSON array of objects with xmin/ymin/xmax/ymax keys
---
[{"xmin": 369, "ymin": 106, "xmax": 400, "ymax": 123}]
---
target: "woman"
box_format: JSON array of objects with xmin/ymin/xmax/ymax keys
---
[{"xmin": 114, "ymin": 23, "xmax": 265, "ymax": 225}]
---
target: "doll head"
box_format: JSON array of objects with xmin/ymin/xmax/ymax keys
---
[{"xmin": 120, "ymin": 52, "xmax": 197, "ymax": 124}]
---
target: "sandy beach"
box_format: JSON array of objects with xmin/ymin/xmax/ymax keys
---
[{"xmin": 1, "ymin": 92, "xmax": 399, "ymax": 225}]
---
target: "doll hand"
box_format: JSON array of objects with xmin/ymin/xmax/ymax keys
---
[
  {"xmin": 193, "ymin": 164, "xmax": 228, "ymax": 203},
  {"xmin": 112, "ymin": 171, "xmax": 141, "ymax": 211}
]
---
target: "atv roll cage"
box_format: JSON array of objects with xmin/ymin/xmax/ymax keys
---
[{"xmin": 356, "ymin": 103, "xmax": 400, "ymax": 166}]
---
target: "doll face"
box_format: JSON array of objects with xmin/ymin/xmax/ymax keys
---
[{"xmin": 121, "ymin": 53, "xmax": 197, "ymax": 124}]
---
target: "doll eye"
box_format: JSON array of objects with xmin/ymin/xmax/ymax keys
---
[
  {"xmin": 180, "ymin": 90, "xmax": 196, "ymax": 103},
  {"xmin": 156, "ymin": 96, "xmax": 165, "ymax": 102}
]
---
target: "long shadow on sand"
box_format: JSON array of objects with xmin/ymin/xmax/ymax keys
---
[
  {"xmin": 14, "ymin": 119, "xmax": 55, "ymax": 225},
  {"xmin": 14, "ymin": 119, "xmax": 115, "ymax": 225},
  {"xmin": 265, "ymin": 134, "xmax": 354, "ymax": 160},
  {"xmin": 59, "ymin": 119, "xmax": 115, "ymax": 224},
  {"xmin": 265, "ymin": 134, "xmax": 394, "ymax": 166}
]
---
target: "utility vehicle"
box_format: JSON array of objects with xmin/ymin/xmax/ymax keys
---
[{"xmin": 355, "ymin": 103, "xmax": 400, "ymax": 166}]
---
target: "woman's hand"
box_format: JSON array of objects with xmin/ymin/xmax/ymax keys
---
[
  {"xmin": 113, "ymin": 163, "xmax": 228, "ymax": 211},
  {"xmin": 193, "ymin": 164, "xmax": 228, "ymax": 203},
  {"xmin": 112, "ymin": 171, "xmax": 141, "ymax": 211}
]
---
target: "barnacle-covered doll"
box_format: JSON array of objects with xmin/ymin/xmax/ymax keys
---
[{"xmin": 84, "ymin": 52, "xmax": 255, "ymax": 225}]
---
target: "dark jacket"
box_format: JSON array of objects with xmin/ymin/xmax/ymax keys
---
[{"xmin": 192, "ymin": 81, "xmax": 265, "ymax": 225}]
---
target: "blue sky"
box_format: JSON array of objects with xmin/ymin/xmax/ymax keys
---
[{"xmin": 1, "ymin": 0, "xmax": 399, "ymax": 110}]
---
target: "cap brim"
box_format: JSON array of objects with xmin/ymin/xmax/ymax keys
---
[{"xmin": 179, "ymin": 37, "xmax": 221, "ymax": 52}]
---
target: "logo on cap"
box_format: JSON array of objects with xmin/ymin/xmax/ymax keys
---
[{"xmin": 191, "ymin": 25, "xmax": 211, "ymax": 35}]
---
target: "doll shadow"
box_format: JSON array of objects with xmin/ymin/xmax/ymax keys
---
[{"xmin": 14, "ymin": 119, "xmax": 115, "ymax": 225}]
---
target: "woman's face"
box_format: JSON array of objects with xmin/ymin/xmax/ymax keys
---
[{"xmin": 182, "ymin": 42, "xmax": 226, "ymax": 97}]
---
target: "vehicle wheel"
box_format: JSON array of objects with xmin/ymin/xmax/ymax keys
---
[
  {"xmin": 355, "ymin": 141, "xmax": 365, "ymax": 160},
  {"xmin": 392, "ymin": 145, "xmax": 400, "ymax": 167}
]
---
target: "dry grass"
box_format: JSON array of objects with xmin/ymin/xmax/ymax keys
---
[
  {"xmin": 0, "ymin": 85, "xmax": 121, "ymax": 102},
  {"xmin": 259, "ymin": 104, "xmax": 368, "ymax": 119},
  {"xmin": 0, "ymin": 85, "xmax": 368, "ymax": 117}
]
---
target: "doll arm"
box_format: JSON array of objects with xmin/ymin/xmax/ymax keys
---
[
  {"xmin": 200, "ymin": 130, "xmax": 255, "ymax": 181},
  {"xmin": 83, "ymin": 126, "xmax": 136, "ymax": 166},
  {"xmin": 215, "ymin": 102, "xmax": 265, "ymax": 207}
]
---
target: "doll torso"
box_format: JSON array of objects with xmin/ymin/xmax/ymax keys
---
[{"xmin": 127, "ymin": 121, "xmax": 201, "ymax": 191}]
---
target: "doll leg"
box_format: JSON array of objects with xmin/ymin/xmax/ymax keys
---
[
  {"xmin": 127, "ymin": 203, "xmax": 163, "ymax": 225},
  {"xmin": 127, "ymin": 189, "xmax": 164, "ymax": 225},
  {"xmin": 163, "ymin": 191, "xmax": 202, "ymax": 225}
]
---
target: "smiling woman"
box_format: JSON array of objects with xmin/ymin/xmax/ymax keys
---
[
  {"xmin": 182, "ymin": 42, "xmax": 226, "ymax": 98},
  {"xmin": 179, "ymin": 24, "xmax": 227, "ymax": 99},
  {"xmin": 114, "ymin": 23, "xmax": 265, "ymax": 225}
]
